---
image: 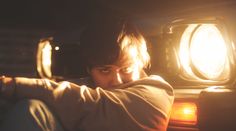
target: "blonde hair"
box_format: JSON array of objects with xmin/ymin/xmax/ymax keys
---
[{"xmin": 117, "ymin": 24, "xmax": 150, "ymax": 69}]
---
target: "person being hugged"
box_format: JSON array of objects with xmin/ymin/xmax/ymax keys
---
[{"xmin": 0, "ymin": 18, "xmax": 174, "ymax": 131}]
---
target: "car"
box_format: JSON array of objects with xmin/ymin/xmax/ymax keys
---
[{"xmin": 1, "ymin": 0, "xmax": 236, "ymax": 131}]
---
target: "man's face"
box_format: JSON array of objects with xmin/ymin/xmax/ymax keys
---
[{"xmin": 90, "ymin": 61, "xmax": 141, "ymax": 89}]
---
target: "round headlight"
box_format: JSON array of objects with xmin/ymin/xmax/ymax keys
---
[
  {"xmin": 179, "ymin": 24, "xmax": 230, "ymax": 80},
  {"xmin": 37, "ymin": 38, "xmax": 53, "ymax": 78},
  {"xmin": 36, "ymin": 38, "xmax": 88, "ymax": 80}
]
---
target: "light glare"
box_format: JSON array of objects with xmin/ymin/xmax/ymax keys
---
[
  {"xmin": 42, "ymin": 42, "xmax": 52, "ymax": 77},
  {"xmin": 179, "ymin": 24, "xmax": 198, "ymax": 78},
  {"xmin": 179, "ymin": 24, "xmax": 230, "ymax": 80},
  {"xmin": 170, "ymin": 102, "xmax": 197, "ymax": 125},
  {"xmin": 55, "ymin": 46, "xmax": 60, "ymax": 50},
  {"xmin": 190, "ymin": 24, "xmax": 228, "ymax": 79}
]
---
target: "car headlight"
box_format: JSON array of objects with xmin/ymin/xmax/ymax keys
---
[
  {"xmin": 36, "ymin": 37, "xmax": 88, "ymax": 80},
  {"xmin": 37, "ymin": 38, "xmax": 53, "ymax": 79},
  {"xmin": 179, "ymin": 24, "xmax": 230, "ymax": 81},
  {"xmin": 154, "ymin": 17, "xmax": 236, "ymax": 86}
]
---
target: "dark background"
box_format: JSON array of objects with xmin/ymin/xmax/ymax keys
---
[
  {"xmin": 0, "ymin": 0, "xmax": 236, "ymax": 77},
  {"xmin": 1, "ymin": 0, "xmax": 236, "ymax": 29}
]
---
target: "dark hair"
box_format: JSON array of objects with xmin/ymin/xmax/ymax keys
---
[{"xmin": 79, "ymin": 18, "xmax": 150, "ymax": 69}]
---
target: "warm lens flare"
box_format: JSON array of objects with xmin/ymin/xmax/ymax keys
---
[
  {"xmin": 55, "ymin": 46, "xmax": 60, "ymax": 51},
  {"xmin": 170, "ymin": 102, "xmax": 197, "ymax": 125},
  {"xmin": 179, "ymin": 24, "xmax": 229, "ymax": 80},
  {"xmin": 42, "ymin": 42, "xmax": 52, "ymax": 77},
  {"xmin": 179, "ymin": 24, "xmax": 198, "ymax": 77},
  {"xmin": 190, "ymin": 24, "xmax": 228, "ymax": 79}
]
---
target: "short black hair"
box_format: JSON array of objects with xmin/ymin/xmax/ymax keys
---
[{"xmin": 79, "ymin": 18, "xmax": 150, "ymax": 69}]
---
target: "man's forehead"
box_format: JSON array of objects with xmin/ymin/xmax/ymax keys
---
[
  {"xmin": 116, "ymin": 53, "xmax": 137, "ymax": 66},
  {"xmin": 93, "ymin": 51, "xmax": 137, "ymax": 68}
]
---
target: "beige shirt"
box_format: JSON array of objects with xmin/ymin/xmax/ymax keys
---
[{"xmin": 2, "ymin": 75, "xmax": 174, "ymax": 131}]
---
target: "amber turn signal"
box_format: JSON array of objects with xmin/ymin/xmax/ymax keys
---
[{"xmin": 170, "ymin": 102, "xmax": 197, "ymax": 126}]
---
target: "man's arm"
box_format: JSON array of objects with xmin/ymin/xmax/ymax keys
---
[
  {"xmin": 0, "ymin": 77, "xmax": 57, "ymax": 102},
  {"xmin": 0, "ymin": 76, "xmax": 174, "ymax": 131}
]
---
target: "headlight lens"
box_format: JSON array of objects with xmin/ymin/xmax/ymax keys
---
[
  {"xmin": 179, "ymin": 24, "xmax": 230, "ymax": 80},
  {"xmin": 37, "ymin": 39, "xmax": 53, "ymax": 78},
  {"xmin": 36, "ymin": 38, "xmax": 88, "ymax": 80}
]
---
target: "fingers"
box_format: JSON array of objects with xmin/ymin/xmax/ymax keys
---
[
  {"xmin": 0, "ymin": 76, "xmax": 13, "ymax": 85},
  {"xmin": 0, "ymin": 76, "xmax": 5, "ymax": 91},
  {"xmin": 0, "ymin": 76, "xmax": 15, "ymax": 98},
  {"xmin": 0, "ymin": 76, "xmax": 14, "ymax": 83},
  {"xmin": 0, "ymin": 75, "xmax": 6, "ymax": 80}
]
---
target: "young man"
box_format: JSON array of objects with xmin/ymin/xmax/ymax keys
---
[{"xmin": 0, "ymin": 19, "xmax": 174, "ymax": 131}]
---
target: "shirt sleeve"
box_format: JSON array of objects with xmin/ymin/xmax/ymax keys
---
[{"xmin": 2, "ymin": 76, "xmax": 174, "ymax": 131}]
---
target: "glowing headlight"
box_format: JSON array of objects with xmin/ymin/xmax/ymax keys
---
[
  {"xmin": 179, "ymin": 24, "xmax": 230, "ymax": 81},
  {"xmin": 37, "ymin": 39, "xmax": 53, "ymax": 78},
  {"xmin": 36, "ymin": 38, "xmax": 88, "ymax": 80}
]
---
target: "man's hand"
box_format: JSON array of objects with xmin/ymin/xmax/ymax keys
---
[
  {"xmin": 0, "ymin": 76, "xmax": 15, "ymax": 98},
  {"xmin": 0, "ymin": 76, "xmax": 5, "ymax": 94}
]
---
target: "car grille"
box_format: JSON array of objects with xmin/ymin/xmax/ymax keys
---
[{"xmin": 0, "ymin": 28, "xmax": 53, "ymax": 77}]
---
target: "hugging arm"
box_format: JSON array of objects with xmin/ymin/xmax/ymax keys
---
[{"xmin": 0, "ymin": 76, "xmax": 174, "ymax": 131}]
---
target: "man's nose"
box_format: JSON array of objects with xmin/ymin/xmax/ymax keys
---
[{"xmin": 110, "ymin": 72, "xmax": 123, "ymax": 87}]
